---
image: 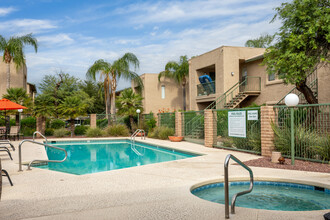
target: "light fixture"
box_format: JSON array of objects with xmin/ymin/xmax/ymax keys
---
[
  {"xmin": 284, "ymin": 93, "xmax": 299, "ymax": 107},
  {"xmin": 136, "ymin": 109, "xmax": 141, "ymax": 114},
  {"xmin": 18, "ymin": 109, "xmax": 23, "ymax": 113},
  {"xmin": 231, "ymin": 72, "xmax": 234, "ymax": 76}
]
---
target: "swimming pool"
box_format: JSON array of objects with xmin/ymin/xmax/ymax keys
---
[
  {"xmin": 191, "ymin": 181, "xmax": 330, "ymax": 211},
  {"xmin": 36, "ymin": 139, "xmax": 199, "ymax": 175}
]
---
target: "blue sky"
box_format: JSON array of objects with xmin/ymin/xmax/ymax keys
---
[{"xmin": 0, "ymin": 0, "xmax": 284, "ymax": 91}]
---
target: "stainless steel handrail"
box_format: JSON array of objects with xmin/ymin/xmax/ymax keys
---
[
  {"xmin": 18, "ymin": 140, "xmax": 67, "ymax": 171},
  {"xmin": 33, "ymin": 131, "xmax": 48, "ymax": 144},
  {"xmin": 130, "ymin": 129, "xmax": 146, "ymax": 156},
  {"xmin": 224, "ymin": 154, "xmax": 254, "ymax": 219}
]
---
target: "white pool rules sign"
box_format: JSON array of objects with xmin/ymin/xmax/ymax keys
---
[{"xmin": 228, "ymin": 111, "xmax": 246, "ymax": 138}]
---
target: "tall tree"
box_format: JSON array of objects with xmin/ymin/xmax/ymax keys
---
[
  {"xmin": 39, "ymin": 73, "xmax": 81, "ymax": 117},
  {"xmin": 79, "ymin": 80, "xmax": 105, "ymax": 114},
  {"xmin": 33, "ymin": 94, "xmax": 56, "ymax": 135},
  {"xmin": 86, "ymin": 53, "xmax": 142, "ymax": 115},
  {"xmin": 58, "ymin": 92, "xmax": 90, "ymax": 137},
  {"xmin": 263, "ymin": 0, "xmax": 330, "ymax": 104},
  {"xmin": 116, "ymin": 88, "xmax": 143, "ymax": 131},
  {"xmin": 0, "ymin": 33, "xmax": 38, "ymax": 88},
  {"xmin": 158, "ymin": 55, "xmax": 189, "ymax": 111},
  {"xmin": 245, "ymin": 33, "xmax": 275, "ymax": 48}
]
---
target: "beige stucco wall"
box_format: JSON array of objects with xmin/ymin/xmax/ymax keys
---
[
  {"xmin": 241, "ymin": 59, "xmax": 293, "ymax": 106},
  {"xmin": 0, "ymin": 57, "xmax": 27, "ymax": 98},
  {"xmin": 133, "ymin": 73, "xmax": 187, "ymax": 115},
  {"xmin": 317, "ymin": 64, "xmax": 330, "ymax": 104},
  {"xmin": 189, "ymin": 46, "xmax": 265, "ymax": 110}
]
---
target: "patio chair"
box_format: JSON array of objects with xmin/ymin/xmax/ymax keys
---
[
  {"xmin": 0, "ymin": 146, "xmax": 13, "ymax": 160},
  {"xmin": 1, "ymin": 169, "xmax": 13, "ymax": 186},
  {"xmin": 0, "ymin": 140, "xmax": 15, "ymax": 151},
  {"xmin": 8, "ymin": 126, "xmax": 19, "ymax": 141}
]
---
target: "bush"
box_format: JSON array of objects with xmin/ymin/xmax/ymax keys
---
[
  {"xmin": 22, "ymin": 127, "xmax": 35, "ymax": 136},
  {"xmin": 53, "ymin": 128, "xmax": 69, "ymax": 137},
  {"xmin": 45, "ymin": 128, "xmax": 54, "ymax": 136},
  {"xmin": 82, "ymin": 119, "xmax": 90, "ymax": 125},
  {"xmin": 148, "ymin": 126, "xmax": 175, "ymax": 140},
  {"xmin": 105, "ymin": 124, "xmax": 129, "ymax": 137},
  {"xmin": 97, "ymin": 118, "xmax": 108, "ymax": 128},
  {"xmin": 85, "ymin": 127, "xmax": 104, "ymax": 137},
  {"xmin": 74, "ymin": 125, "xmax": 88, "ymax": 135},
  {"xmin": 50, "ymin": 119, "xmax": 66, "ymax": 129},
  {"xmin": 21, "ymin": 117, "xmax": 36, "ymax": 128},
  {"xmin": 0, "ymin": 118, "xmax": 16, "ymax": 126}
]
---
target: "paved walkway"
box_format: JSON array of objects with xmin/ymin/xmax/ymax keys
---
[{"xmin": 0, "ymin": 137, "xmax": 329, "ymax": 220}]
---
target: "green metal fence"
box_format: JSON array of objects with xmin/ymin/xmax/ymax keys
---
[
  {"xmin": 213, "ymin": 107, "xmax": 261, "ymax": 154},
  {"xmin": 158, "ymin": 112, "xmax": 175, "ymax": 129},
  {"xmin": 274, "ymin": 104, "xmax": 330, "ymax": 163},
  {"xmin": 96, "ymin": 114, "xmax": 125, "ymax": 128},
  {"xmin": 182, "ymin": 111, "xmax": 204, "ymax": 143}
]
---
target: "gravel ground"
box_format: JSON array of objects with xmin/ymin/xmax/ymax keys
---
[{"xmin": 241, "ymin": 157, "xmax": 330, "ymax": 173}]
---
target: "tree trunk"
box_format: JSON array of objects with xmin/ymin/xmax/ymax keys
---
[
  {"xmin": 296, "ymin": 80, "xmax": 318, "ymax": 104},
  {"xmin": 70, "ymin": 119, "xmax": 75, "ymax": 137},
  {"xmin": 129, "ymin": 115, "xmax": 135, "ymax": 132},
  {"xmin": 106, "ymin": 89, "xmax": 111, "ymax": 115},
  {"xmin": 36, "ymin": 116, "xmax": 46, "ymax": 137},
  {"xmin": 111, "ymin": 90, "xmax": 116, "ymax": 115},
  {"xmin": 182, "ymin": 83, "xmax": 186, "ymax": 111},
  {"xmin": 6, "ymin": 63, "xmax": 10, "ymax": 89}
]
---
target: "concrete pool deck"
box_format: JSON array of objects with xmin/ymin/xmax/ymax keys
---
[{"xmin": 0, "ymin": 137, "xmax": 329, "ymax": 220}]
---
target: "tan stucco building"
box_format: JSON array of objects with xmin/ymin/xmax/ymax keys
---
[
  {"xmin": 132, "ymin": 73, "xmax": 188, "ymax": 115},
  {"xmin": 189, "ymin": 46, "xmax": 329, "ymax": 110},
  {"xmin": 0, "ymin": 57, "xmax": 36, "ymax": 100}
]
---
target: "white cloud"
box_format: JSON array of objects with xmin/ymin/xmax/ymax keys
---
[
  {"xmin": 38, "ymin": 34, "xmax": 74, "ymax": 46},
  {"xmin": 0, "ymin": 19, "xmax": 57, "ymax": 34},
  {"xmin": 0, "ymin": 7, "xmax": 16, "ymax": 16}
]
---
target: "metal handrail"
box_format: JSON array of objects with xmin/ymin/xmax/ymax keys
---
[
  {"xmin": 130, "ymin": 129, "xmax": 146, "ymax": 156},
  {"xmin": 33, "ymin": 131, "xmax": 48, "ymax": 144},
  {"xmin": 18, "ymin": 140, "xmax": 67, "ymax": 171},
  {"xmin": 224, "ymin": 154, "xmax": 254, "ymax": 219}
]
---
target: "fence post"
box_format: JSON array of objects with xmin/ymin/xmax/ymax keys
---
[
  {"xmin": 260, "ymin": 106, "xmax": 276, "ymax": 157},
  {"xmin": 175, "ymin": 111, "xmax": 183, "ymax": 136},
  {"xmin": 90, "ymin": 114, "xmax": 97, "ymax": 128},
  {"xmin": 204, "ymin": 109, "xmax": 216, "ymax": 148}
]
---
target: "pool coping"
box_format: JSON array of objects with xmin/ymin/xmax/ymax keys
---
[{"xmin": 1, "ymin": 137, "xmax": 329, "ymax": 220}]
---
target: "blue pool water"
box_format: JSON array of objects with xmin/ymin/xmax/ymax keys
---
[
  {"xmin": 191, "ymin": 181, "xmax": 330, "ymax": 211},
  {"xmin": 36, "ymin": 139, "xmax": 199, "ymax": 175}
]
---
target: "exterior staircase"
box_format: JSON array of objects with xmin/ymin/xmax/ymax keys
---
[{"xmin": 184, "ymin": 76, "xmax": 261, "ymax": 139}]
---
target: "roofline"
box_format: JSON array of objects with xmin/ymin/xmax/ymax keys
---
[{"xmin": 245, "ymin": 54, "xmax": 264, "ymax": 63}]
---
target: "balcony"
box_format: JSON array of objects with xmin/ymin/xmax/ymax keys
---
[{"xmin": 197, "ymin": 82, "xmax": 215, "ymax": 96}]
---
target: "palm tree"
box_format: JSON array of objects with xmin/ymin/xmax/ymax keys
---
[
  {"xmin": 86, "ymin": 53, "xmax": 142, "ymax": 115},
  {"xmin": 0, "ymin": 33, "xmax": 38, "ymax": 88},
  {"xmin": 115, "ymin": 88, "xmax": 143, "ymax": 131},
  {"xmin": 58, "ymin": 92, "xmax": 90, "ymax": 137},
  {"xmin": 3, "ymin": 87, "xmax": 32, "ymax": 125},
  {"xmin": 33, "ymin": 94, "xmax": 56, "ymax": 135},
  {"xmin": 158, "ymin": 55, "xmax": 189, "ymax": 111}
]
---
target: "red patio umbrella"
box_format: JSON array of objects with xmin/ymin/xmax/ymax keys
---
[
  {"xmin": 0, "ymin": 98, "xmax": 28, "ymax": 138},
  {"xmin": 0, "ymin": 98, "xmax": 27, "ymax": 111}
]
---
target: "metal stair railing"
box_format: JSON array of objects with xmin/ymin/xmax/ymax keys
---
[
  {"xmin": 275, "ymin": 72, "xmax": 318, "ymax": 106},
  {"xmin": 18, "ymin": 139, "xmax": 67, "ymax": 171},
  {"xmin": 130, "ymin": 129, "xmax": 146, "ymax": 156},
  {"xmin": 224, "ymin": 154, "xmax": 254, "ymax": 219},
  {"xmin": 33, "ymin": 131, "xmax": 48, "ymax": 144}
]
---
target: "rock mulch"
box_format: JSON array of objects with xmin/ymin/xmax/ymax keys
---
[{"xmin": 241, "ymin": 157, "xmax": 330, "ymax": 173}]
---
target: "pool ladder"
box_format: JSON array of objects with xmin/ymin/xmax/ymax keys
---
[
  {"xmin": 130, "ymin": 129, "xmax": 146, "ymax": 156},
  {"xmin": 224, "ymin": 154, "xmax": 254, "ymax": 219},
  {"xmin": 18, "ymin": 131, "xmax": 67, "ymax": 171}
]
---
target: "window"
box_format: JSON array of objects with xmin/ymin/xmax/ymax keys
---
[
  {"xmin": 268, "ymin": 73, "xmax": 276, "ymax": 81},
  {"xmin": 161, "ymin": 85, "xmax": 165, "ymax": 99}
]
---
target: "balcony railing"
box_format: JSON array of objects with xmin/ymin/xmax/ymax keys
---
[{"xmin": 197, "ymin": 82, "xmax": 215, "ymax": 96}]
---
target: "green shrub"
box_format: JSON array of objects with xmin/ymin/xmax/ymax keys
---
[
  {"xmin": 0, "ymin": 118, "xmax": 16, "ymax": 126},
  {"xmin": 148, "ymin": 126, "xmax": 174, "ymax": 140},
  {"xmin": 144, "ymin": 117, "xmax": 157, "ymax": 133},
  {"xmin": 50, "ymin": 119, "xmax": 66, "ymax": 129},
  {"xmin": 21, "ymin": 117, "xmax": 36, "ymax": 128},
  {"xmin": 105, "ymin": 124, "xmax": 129, "ymax": 137},
  {"xmin": 53, "ymin": 128, "xmax": 69, "ymax": 137},
  {"xmin": 74, "ymin": 125, "xmax": 88, "ymax": 135},
  {"xmin": 85, "ymin": 127, "xmax": 104, "ymax": 137},
  {"xmin": 83, "ymin": 119, "xmax": 90, "ymax": 125},
  {"xmin": 45, "ymin": 128, "xmax": 54, "ymax": 136},
  {"xmin": 22, "ymin": 127, "xmax": 35, "ymax": 136}
]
